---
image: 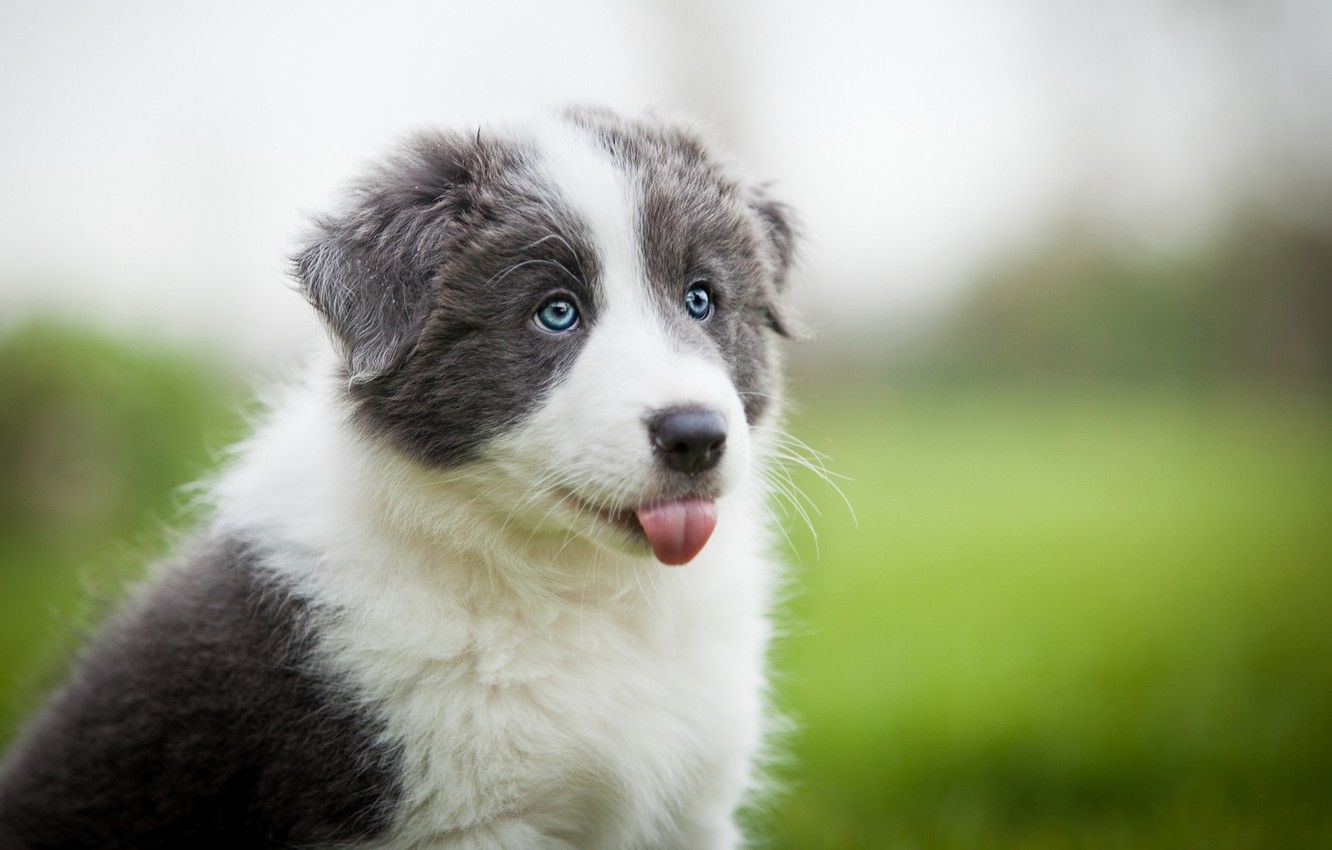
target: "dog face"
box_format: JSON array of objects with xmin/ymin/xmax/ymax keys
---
[{"xmin": 295, "ymin": 108, "xmax": 796, "ymax": 565}]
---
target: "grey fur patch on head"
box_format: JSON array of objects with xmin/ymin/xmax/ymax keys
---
[
  {"xmin": 564, "ymin": 105, "xmax": 801, "ymax": 421},
  {"xmin": 293, "ymin": 131, "xmax": 527, "ymax": 385},
  {"xmin": 293, "ymin": 107, "xmax": 801, "ymax": 465},
  {"xmin": 564, "ymin": 105, "xmax": 801, "ymax": 336},
  {"xmin": 748, "ymin": 185, "xmax": 802, "ymax": 338}
]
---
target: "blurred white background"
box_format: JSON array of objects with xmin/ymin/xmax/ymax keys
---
[{"xmin": 2, "ymin": 0, "xmax": 1329, "ymax": 365}]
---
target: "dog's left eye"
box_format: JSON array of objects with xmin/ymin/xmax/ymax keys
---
[
  {"xmin": 535, "ymin": 296, "xmax": 580, "ymax": 333},
  {"xmin": 684, "ymin": 282, "xmax": 713, "ymax": 321}
]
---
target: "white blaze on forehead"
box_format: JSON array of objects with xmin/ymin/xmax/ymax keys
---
[
  {"xmin": 523, "ymin": 116, "xmax": 746, "ymax": 431},
  {"xmin": 527, "ymin": 119, "xmax": 649, "ymax": 320},
  {"xmin": 491, "ymin": 117, "xmax": 751, "ymax": 509}
]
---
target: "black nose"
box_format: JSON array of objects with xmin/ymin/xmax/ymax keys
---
[{"xmin": 649, "ymin": 408, "xmax": 727, "ymax": 475}]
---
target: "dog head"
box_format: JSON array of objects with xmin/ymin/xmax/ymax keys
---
[{"xmin": 294, "ymin": 107, "xmax": 797, "ymax": 566}]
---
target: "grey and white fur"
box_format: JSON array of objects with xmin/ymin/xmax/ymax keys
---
[{"xmin": 0, "ymin": 105, "xmax": 799, "ymax": 850}]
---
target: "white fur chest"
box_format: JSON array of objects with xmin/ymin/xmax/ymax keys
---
[{"xmin": 299, "ymin": 539, "xmax": 771, "ymax": 850}]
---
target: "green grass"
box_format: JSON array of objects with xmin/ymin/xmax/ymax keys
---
[
  {"xmin": 1, "ymin": 327, "xmax": 1330, "ymax": 847},
  {"xmin": 0, "ymin": 323, "xmax": 247, "ymax": 739},
  {"xmin": 765, "ymin": 386, "xmax": 1332, "ymax": 848}
]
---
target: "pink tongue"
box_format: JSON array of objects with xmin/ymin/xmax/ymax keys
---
[{"xmin": 634, "ymin": 499, "xmax": 718, "ymax": 566}]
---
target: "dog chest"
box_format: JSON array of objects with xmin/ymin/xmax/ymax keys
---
[{"xmin": 320, "ymin": 575, "xmax": 766, "ymax": 848}]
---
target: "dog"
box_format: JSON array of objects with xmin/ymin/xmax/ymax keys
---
[{"xmin": 0, "ymin": 106, "xmax": 798, "ymax": 850}]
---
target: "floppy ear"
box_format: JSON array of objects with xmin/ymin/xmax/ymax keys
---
[
  {"xmin": 749, "ymin": 186, "xmax": 802, "ymax": 338},
  {"xmin": 292, "ymin": 135, "xmax": 469, "ymax": 384}
]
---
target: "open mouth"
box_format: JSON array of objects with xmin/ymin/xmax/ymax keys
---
[{"xmin": 567, "ymin": 494, "xmax": 719, "ymax": 567}]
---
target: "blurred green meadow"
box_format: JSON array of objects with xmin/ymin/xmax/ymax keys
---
[
  {"xmin": 769, "ymin": 384, "xmax": 1332, "ymax": 848},
  {"xmin": 2, "ymin": 312, "xmax": 1330, "ymax": 847}
]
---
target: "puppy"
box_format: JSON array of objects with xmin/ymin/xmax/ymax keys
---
[{"xmin": 0, "ymin": 106, "xmax": 798, "ymax": 850}]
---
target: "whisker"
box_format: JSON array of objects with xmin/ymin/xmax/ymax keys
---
[
  {"xmin": 755, "ymin": 423, "xmax": 859, "ymax": 531},
  {"xmin": 524, "ymin": 233, "xmax": 588, "ymax": 284},
  {"xmin": 485, "ymin": 257, "xmax": 582, "ymax": 289},
  {"xmin": 763, "ymin": 470, "xmax": 820, "ymax": 553},
  {"xmin": 766, "ymin": 463, "xmax": 823, "ymax": 517}
]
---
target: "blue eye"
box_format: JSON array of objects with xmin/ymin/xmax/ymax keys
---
[
  {"xmin": 535, "ymin": 296, "xmax": 579, "ymax": 332},
  {"xmin": 684, "ymin": 282, "xmax": 712, "ymax": 321}
]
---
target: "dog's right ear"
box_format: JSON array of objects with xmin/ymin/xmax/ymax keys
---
[
  {"xmin": 748, "ymin": 185, "xmax": 803, "ymax": 339},
  {"xmin": 292, "ymin": 133, "xmax": 473, "ymax": 385}
]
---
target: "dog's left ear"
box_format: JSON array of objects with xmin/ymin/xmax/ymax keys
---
[
  {"xmin": 292, "ymin": 133, "xmax": 470, "ymax": 385},
  {"xmin": 749, "ymin": 186, "xmax": 802, "ymax": 338}
]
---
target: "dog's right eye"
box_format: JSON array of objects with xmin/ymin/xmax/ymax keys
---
[{"xmin": 534, "ymin": 296, "xmax": 580, "ymax": 333}]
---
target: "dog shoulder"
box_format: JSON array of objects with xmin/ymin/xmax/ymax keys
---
[{"xmin": 0, "ymin": 533, "xmax": 402, "ymax": 849}]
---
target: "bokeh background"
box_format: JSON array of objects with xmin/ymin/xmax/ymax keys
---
[{"xmin": 2, "ymin": 1, "xmax": 1330, "ymax": 847}]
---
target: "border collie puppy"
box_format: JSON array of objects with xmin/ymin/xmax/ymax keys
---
[{"xmin": 0, "ymin": 106, "xmax": 798, "ymax": 850}]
